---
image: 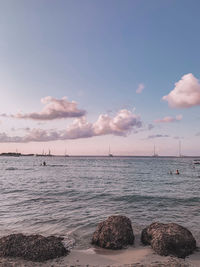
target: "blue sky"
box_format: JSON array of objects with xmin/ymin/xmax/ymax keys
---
[{"xmin": 0, "ymin": 0, "xmax": 200, "ymax": 155}]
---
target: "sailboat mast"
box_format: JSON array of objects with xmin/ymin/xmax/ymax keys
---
[
  {"xmin": 64, "ymin": 146, "xmax": 69, "ymax": 157},
  {"xmin": 179, "ymin": 140, "xmax": 181, "ymax": 157}
]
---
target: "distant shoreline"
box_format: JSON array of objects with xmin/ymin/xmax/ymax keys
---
[{"xmin": 1, "ymin": 153, "xmax": 200, "ymax": 158}]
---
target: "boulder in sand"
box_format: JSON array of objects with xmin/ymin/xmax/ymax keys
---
[
  {"xmin": 141, "ymin": 222, "xmax": 196, "ymax": 258},
  {"xmin": 0, "ymin": 233, "xmax": 68, "ymax": 262},
  {"xmin": 92, "ymin": 215, "xmax": 134, "ymax": 249}
]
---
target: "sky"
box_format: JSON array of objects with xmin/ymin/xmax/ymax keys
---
[{"xmin": 0, "ymin": 0, "xmax": 200, "ymax": 156}]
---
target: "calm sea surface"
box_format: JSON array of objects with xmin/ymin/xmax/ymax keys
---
[{"xmin": 0, "ymin": 156, "xmax": 199, "ymax": 248}]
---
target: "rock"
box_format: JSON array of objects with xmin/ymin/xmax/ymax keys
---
[
  {"xmin": 0, "ymin": 233, "xmax": 69, "ymax": 262},
  {"xmin": 141, "ymin": 222, "xmax": 196, "ymax": 258},
  {"xmin": 91, "ymin": 215, "xmax": 134, "ymax": 249}
]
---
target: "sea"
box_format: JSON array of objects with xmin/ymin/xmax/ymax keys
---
[{"xmin": 0, "ymin": 156, "xmax": 199, "ymax": 249}]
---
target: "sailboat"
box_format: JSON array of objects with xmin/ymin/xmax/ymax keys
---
[
  {"xmin": 47, "ymin": 149, "xmax": 52, "ymax": 157},
  {"xmin": 108, "ymin": 145, "xmax": 113, "ymax": 157},
  {"xmin": 152, "ymin": 144, "xmax": 158, "ymax": 157},
  {"xmin": 178, "ymin": 141, "xmax": 184, "ymax": 157},
  {"xmin": 64, "ymin": 148, "xmax": 69, "ymax": 157}
]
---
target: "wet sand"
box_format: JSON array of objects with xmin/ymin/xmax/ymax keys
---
[{"xmin": 0, "ymin": 245, "xmax": 199, "ymax": 267}]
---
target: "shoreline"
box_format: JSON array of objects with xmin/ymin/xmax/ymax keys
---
[
  {"xmin": 2, "ymin": 153, "xmax": 200, "ymax": 158},
  {"xmin": 63, "ymin": 246, "xmax": 200, "ymax": 266},
  {"xmin": 0, "ymin": 245, "xmax": 199, "ymax": 267},
  {"xmin": 0, "ymin": 233, "xmax": 199, "ymax": 267}
]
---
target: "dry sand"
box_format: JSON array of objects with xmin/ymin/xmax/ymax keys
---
[{"xmin": 0, "ymin": 245, "xmax": 199, "ymax": 267}]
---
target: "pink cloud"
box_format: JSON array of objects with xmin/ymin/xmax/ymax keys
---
[
  {"xmin": 0, "ymin": 109, "xmax": 142, "ymax": 143},
  {"xmin": 63, "ymin": 117, "xmax": 94, "ymax": 139},
  {"xmin": 163, "ymin": 73, "xmax": 200, "ymax": 108},
  {"xmin": 154, "ymin": 115, "xmax": 182, "ymax": 123},
  {"xmin": 136, "ymin": 83, "xmax": 145, "ymax": 94},
  {"xmin": 1, "ymin": 96, "xmax": 86, "ymax": 120},
  {"xmin": 93, "ymin": 109, "xmax": 142, "ymax": 136},
  {"xmin": 0, "ymin": 133, "xmax": 23, "ymax": 143}
]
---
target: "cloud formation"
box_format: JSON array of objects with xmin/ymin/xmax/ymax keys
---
[
  {"xmin": 136, "ymin": 83, "xmax": 145, "ymax": 94},
  {"xmin": 93, "ymin": 109, "xmax": 142, "ymax": 136},
  {"xmin": 174, "ymin": 136, "xmax": 184, "ymax": 139},
  {"xmin": 163, "ymin": 73, "xmax": 200, "ymax": 108},
  {"xmin": 147, "ymin": 134, "xmax": 169, "ymax": 139},
  {"xmin": 1, "ymin": 96, "xmax": 86, "ymax": 120},
  {"xmin": 154, "ymin": 115, "xmax": 182, "ymax": 123},
  {"xmin": 0, "ymin": 109, "xmax": 142, "ymax": 143}
]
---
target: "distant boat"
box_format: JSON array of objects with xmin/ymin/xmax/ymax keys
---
[
  {"xmin": 152, "ymin": 145, "xmax": 158, "ymax": 157},
  {"xmin": 108, "ymin": 145, "xmax": 113, "ymax": 157},
  {"xmin": 178, "ymin": 141, "xmax": 185, "ymax": 157},
  {"xmin": 36, "ymin": 149, "xmax": 53, "ymax": 157},
  {"xmin": 64, "ymin": 148, "xmax": 69, "ymax": 157},
  {"xmin": 47, "ymin": 149, "xmax": 53, "ymax": 157}
]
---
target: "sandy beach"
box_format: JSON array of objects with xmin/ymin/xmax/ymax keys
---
[
  {"xmin": 0, "ymin": 235, "xmax": 199, "ymax": 267},
  {"xmin": 0, "ymin": 246, "xmax": 199, "ymax": 267}
]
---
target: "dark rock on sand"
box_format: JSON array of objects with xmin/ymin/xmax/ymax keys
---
[
  {"xmin": 92, "ymin": 215, "xmax": 134, "ymax": 249},
  {"xmin": 141, "ymin": 222, "xmax": 196, "ymax": 258},
  {"xmin": 0, "ymin": 233, "xmax": 68, "ymax": 262}
]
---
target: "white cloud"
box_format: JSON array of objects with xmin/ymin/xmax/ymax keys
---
[
  {"xmin": 1, "ymin": 96, "xmax": 86, "ymax": 120},
  {"xmin": 136, "ymin": 83, "xmax": 145, "ymax": 94},
  {"xmin": 163, "ymin": 73, "xmax": 200, "ymax": 108},
  {"xmin": 0, "ymin": 109, "xmax": 142, "ymax": 143},
  {"xmin": 155, "ymin": 115, "xmax": 182, "ymax": 123}
]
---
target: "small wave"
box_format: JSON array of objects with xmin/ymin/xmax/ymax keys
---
[
  {"xmin": 48, "ymin": 164, "xmax": 67, "ymax": 167},
  {"xmin": 112, "ymin": 194, "xmax": 200, "ymax": 205},
  {"xmin": 1, "ymin": 189, "xmax": 25, "ymax": 194},
  {"xmin": 48, "ymin": 189, "xmax": 78, "ymax": 196},
  {"xmin": 15, "ymin": 197, "xmax": 59, "ymax": 206},
  {"xmin": 5, "ymin": 167, "xmax": 18, "ymax": 171},
  {"xmin": 5, "ymin": 167, "xmax": 34, "ymax": 171},
  {"xmin": 40, "ymin": 164, "xmax": 67, "ymax": 167},
  {"xmin": 62, "ymin": 235, "xmax": 76, "ymax": 250}
]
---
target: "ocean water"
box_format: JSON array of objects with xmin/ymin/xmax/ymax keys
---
[{"xmin": 0, "ymin": 156, "xmax": 199, "ymax": 248}]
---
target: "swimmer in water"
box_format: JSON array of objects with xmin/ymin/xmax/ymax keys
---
[
  {"xmin": 176, "ymin": 169, "xmax": 179, "ymax": 175},
  {"xmin": 42, "ymin": 161, "xmax": 46, "ymax": 166}
]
